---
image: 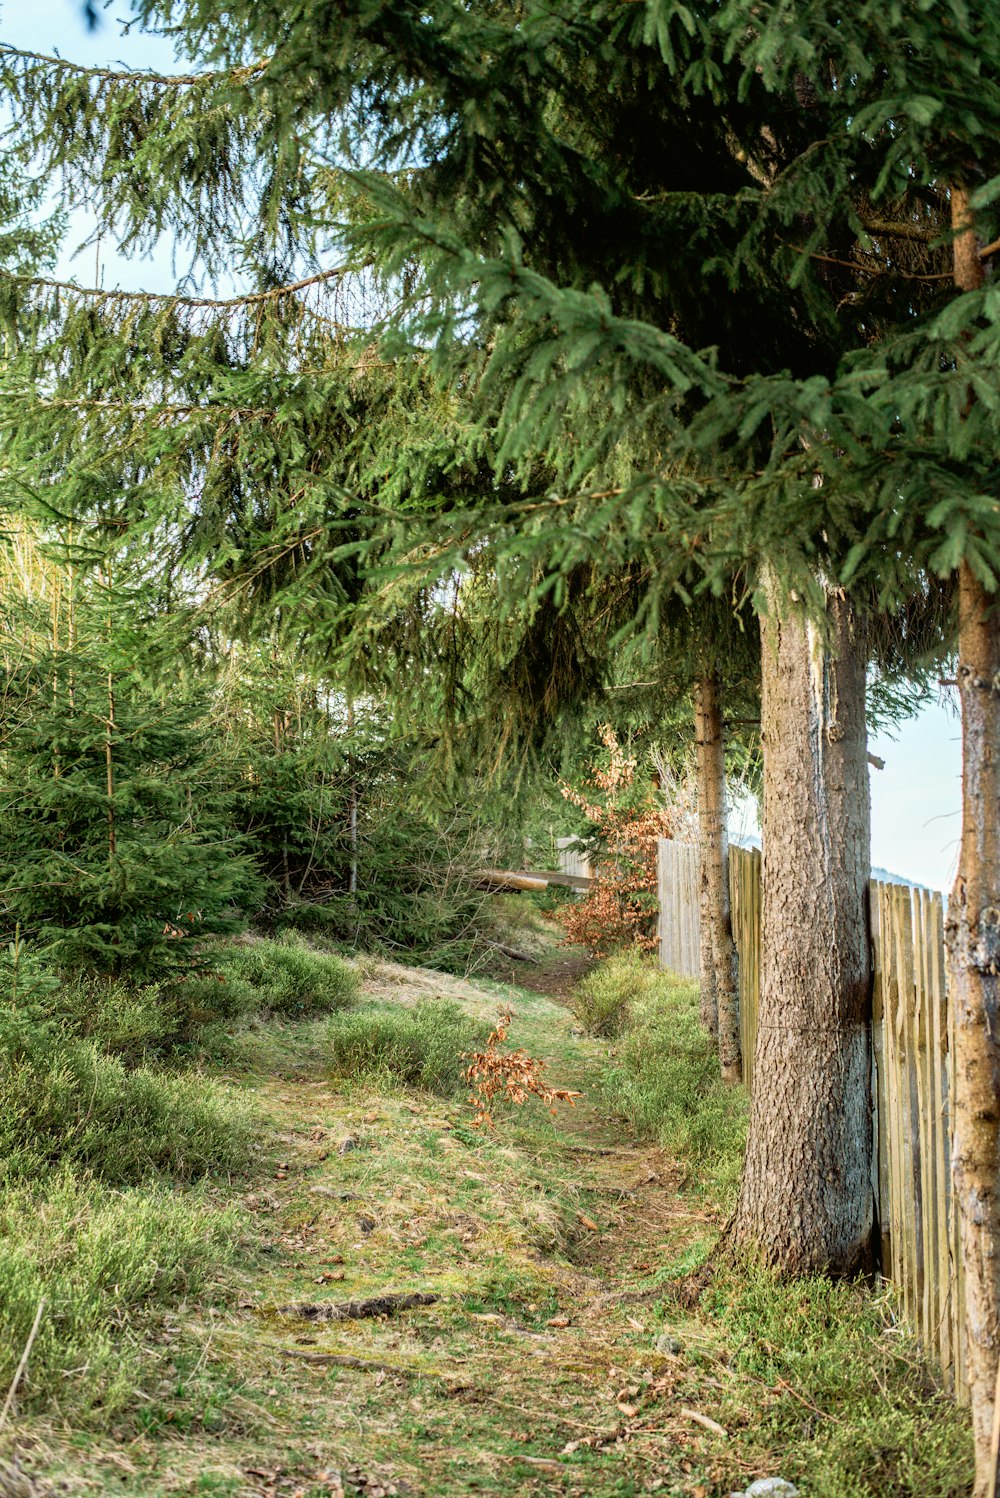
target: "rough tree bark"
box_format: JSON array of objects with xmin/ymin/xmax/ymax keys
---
[
  {"xmin": 694, "ymin": 671, "xmax": 740, "ymax": 1082},
  {"xmin": 945, "ymin": 186, "xmax": 1000, "ymax": 1498},
  {"xmin": 948, "ymin": 563, "xmax": 1000, "ymax": 1495},
  {"xmin": 726, "ymin": 576, "xmax": 873, "ymax": 1274},
  {"xmin": 698, "ymin": 869, "xmax": 719, "ymax": 1040}
]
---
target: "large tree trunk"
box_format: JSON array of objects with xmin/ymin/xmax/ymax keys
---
[
  {"xmin": 726, "ymin": 578, "xmax": 873, "ymax": 1274},
  {"xmin": 694, "ymin": 671, "xmax": 741, "ymax": 1082},
  {"xmin": 946, "ymin": 185, "xmax": 1000, "ymax": 1498}
]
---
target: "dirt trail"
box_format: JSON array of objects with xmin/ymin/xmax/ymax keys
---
[
  {"xmin": 516, "ymin": 948, "xmax": 595, "ymax": 1002},
  {"xmin": 17, "ymin": 955, "xmax": 739, "ymax": 1498}
]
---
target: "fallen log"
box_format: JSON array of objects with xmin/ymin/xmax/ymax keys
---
[
  {"xmin": 274, "ymin": 1291, "xmax": 439, "ymax": 1322},
  {"xmin": 476, "ymin": 869, "xmax": 549, "ymax": 893},
  {"xmin": 482, "ymin": 938, "xmax": 536, "ymax": 963},
  {"xmin": 523, "ymin": 869, "xmax": 595, "ymax": 890},
  {"xmin": 278, "ymin": 1348, "xmax": 424, "ymax": 1375}
]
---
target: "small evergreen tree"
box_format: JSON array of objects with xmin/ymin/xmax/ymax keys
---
[{"xmin": 0, "ymin": 557, "xmax": 260, "ymax": 978}]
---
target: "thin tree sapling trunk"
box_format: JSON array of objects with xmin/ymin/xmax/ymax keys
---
[
  {"xmin": 694, "ymin": 671, "xmax": 740, "ymax": 1081},
  {"xmin": 946, "ymin": 186, "xmax": 1000, "ymax": 1498},
  {"xmin": 698, "ymin": 868, "xmax": 719, "ymax": 1040},
  {"xmin": 726, "ymin": 576, "xmax": 873, "ymax": 1274},
  {"xmin": 105, "ymin": 666, "xmax": 117, "ymax": 861},
  {"xmin": 347, "ymin": 692, "xmax": 358, "ymax": 897},
  {"xmin": 948, "ymin": 562, "xmax": 1000, "ymax": 1495},
  {"xmin": 103, "ymin": 566, "xmax": 116, "ymax": 861}
]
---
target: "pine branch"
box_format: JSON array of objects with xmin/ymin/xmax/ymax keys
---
[
  {"xmin": 786, "ymin": 242, "xmax": 953, "ymax": 282},
  {"xmin": 0, "ymin": 42, "xmax": 270, "ymax": 90},
  {"xmin": 859, "ymin": 220, "xmax": 1000, "ymax": 263},
  {"xmin": 33, "ymin": 398, "xmax": 279, "ymax": 420},
  {"xmin": 860, "ymin": 219, "xmax": 939, "ymax": 244},
  {"xmin": 3, "ymin": 265, "xmax": 355, "ymax": 312}
]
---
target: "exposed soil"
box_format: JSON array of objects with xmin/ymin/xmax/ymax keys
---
[{"xmin": 517, "ymin": 947, "xmax": 595, "ymax": 1001}]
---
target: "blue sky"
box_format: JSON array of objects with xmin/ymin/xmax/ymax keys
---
[
  {"xmin": 728, "ymin": 695, "xmax": 962, "ymax": 891},
  {"xmin": 869, "ymin": 698, "xmax": 961, "ymax": 890},
  {"xmin": 5, "ymin": 3, "xmax": 967, "ymax": 891}
]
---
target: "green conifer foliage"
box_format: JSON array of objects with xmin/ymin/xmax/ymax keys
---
[{"xmin": 0, "ymin": 560, "xmax": 260, "ymax": 978}]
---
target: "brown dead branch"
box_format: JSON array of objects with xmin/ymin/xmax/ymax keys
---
[{"xmin": 274, "ymin": 1292, "xmax": 439, "ymax": 1322}]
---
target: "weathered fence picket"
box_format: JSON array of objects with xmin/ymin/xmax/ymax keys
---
[
  {"xmin": 657, "ymin": 836, "xmax": 966, "ymax": 1398},
  {"xmin": 555, "ymin": 836, "xmax": 596, "ymax": 882},
  {"xmin": 656, "ymin": 838, "xmax": 700, "ymax": 979}
]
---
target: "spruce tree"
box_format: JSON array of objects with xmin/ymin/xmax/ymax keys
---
[
  {"xmin": 2, "ymin": 4, "xmax": 998, "ymax": 1466},
  {"xmin": 0, "ymin": 535, "xmax": 260, "ymax": 977}
]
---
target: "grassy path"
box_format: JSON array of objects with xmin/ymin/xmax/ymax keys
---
[{"xmin": 9, "ymin": 948, "xmax": 972, "ymax": 1498}]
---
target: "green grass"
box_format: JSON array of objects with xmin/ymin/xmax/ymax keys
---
[
  {"xmin": 326, "ymin": 997, "xmax": 491, "ymax": 1095},
  {"xmin": 0, "ymin": 1170, "xmax": 240, "ymax": 1423},
  {"xmin": 42, "ymin": 934, "xmax": 358, "ymax": 1066},
  {"xmin": 210, "ymin": 933, "xmax": 358, "ymax": 1018},
  {"xmin": 0, "ymin": 938, "xmax": 974, "ymax": 1497},
  {"xmin": 705, "ymin": 1268, "xmax": 973, "ymax": 1497},
  {"xmin": 571, "ymin": 951, "xmax": 646, "ymax": 1036},
  {"xmin": 0, "ymin": 937, "xmax": 348, "ymax": 1187},
  {"xmin": 593, "ymin": 950, "xmax": 749, "ymax": 1204},
  {"xmin": 0, "ymin": 1006, "xmax": 253, "ymax": 1185}
]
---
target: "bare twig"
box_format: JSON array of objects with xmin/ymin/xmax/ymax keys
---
[
  {"xmin": 8, "ymin": 263, "xmax": 353, "ymax": 312},
  {"xmin": 679, "ymin": 1407, "xmax": 728, "ymax": 1437},
  {"xmin": 0, "ymin": 1299, "xmax": 45, "ymax": 1431},
  {"xmin": 860, "ymin": 219, "xmax": 938, "ymax": 244}
]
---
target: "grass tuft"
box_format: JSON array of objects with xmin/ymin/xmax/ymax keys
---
[
  {"xmin": 210, "ymin": 933, "xmax": 358, "ymax": 1018},
  {"xmin": 571, "ymin": 953, "xmax": 645, "ymax": 1036},
  {"xmin": 589, "ymin": 950, "xmax": 748, "ymax": 1204},
  {"xmin": 705, "ymin": 1267, "xmax": 973, "ymax": 1497},
  {"xmin": 48, "ymin": 934, "xmax": 359, "ymax": 1064},
  {"xmin": 327, "ymin": 997, "xmax": 491, "ymax": 1096},
  {"xmin": 0, "ymin": 1170, "xmax": 239, "ymax": 1423},
  {"xmin": 0, "ymin": 1004, "xmax": 253, "ymax": 1184}
]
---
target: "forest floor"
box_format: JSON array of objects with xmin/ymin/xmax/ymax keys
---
[{"xmin": 4, "ymin": 912, "xmax": 973, "ymax": 1498}]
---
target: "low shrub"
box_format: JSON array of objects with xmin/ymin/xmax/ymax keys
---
[
  {"xmin": 213, "ymin": 934, "xmax": 358, "ymax": 1017},
  {"xmin": 49, "ymin": 935, "xmax": 358, "ymax": 1064},
  {"xmin": 707, "ymin": 1268, "xmax": 972, "ymax": 1497},
  {"xmin": 464, "ymin": 1005, "xmax": 581, "ymax": 1128},
  {"xmin": 52, "ymin": 973, "xmax": 200, "ymax": 1064},
  {"xmin": 571, "ymin": 955, "xmax": 649, "ymax": 1036},
  {"xmin": 0, "ymin": 1170, "xmax": 239, "ymax": 1422},
  {"xmin": 593, "ymin": 951, "xmax": 748, "ymax": 1204},
  {"xmin": 0, "ymin": 1003, "xmax": 253, "ymax": 1184},
  {"xmin": 327, "ymin": 998, "xmax": 491, "ymax": 1096}
]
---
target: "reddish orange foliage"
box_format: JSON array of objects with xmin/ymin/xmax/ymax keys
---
[
  {"xmin": 558, "ymin": 725, "xmax": 673, "ymax": 958},
  {"xmin": 463, "ymin": 1006, "xmax": 581, "ymax": 1128}
]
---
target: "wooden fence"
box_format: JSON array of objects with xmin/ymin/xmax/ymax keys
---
[
  {"xmin": 556, "ymin": 836, "xmax": 596, "ymax": 882},
  {"xmin": 660, "ymin": 837, "xmax": 966, "ymax": 1397},
  {"xmin": 870, "ymin": 879, "xmax": 965, "ymax": 1398},
  {"xmin": 728, "ymin": 845, "xmax": 762, "ymax": 1098},
  {"xmin": 657, "ymin": 838, "xmax": 700, "ymax": 978}
]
